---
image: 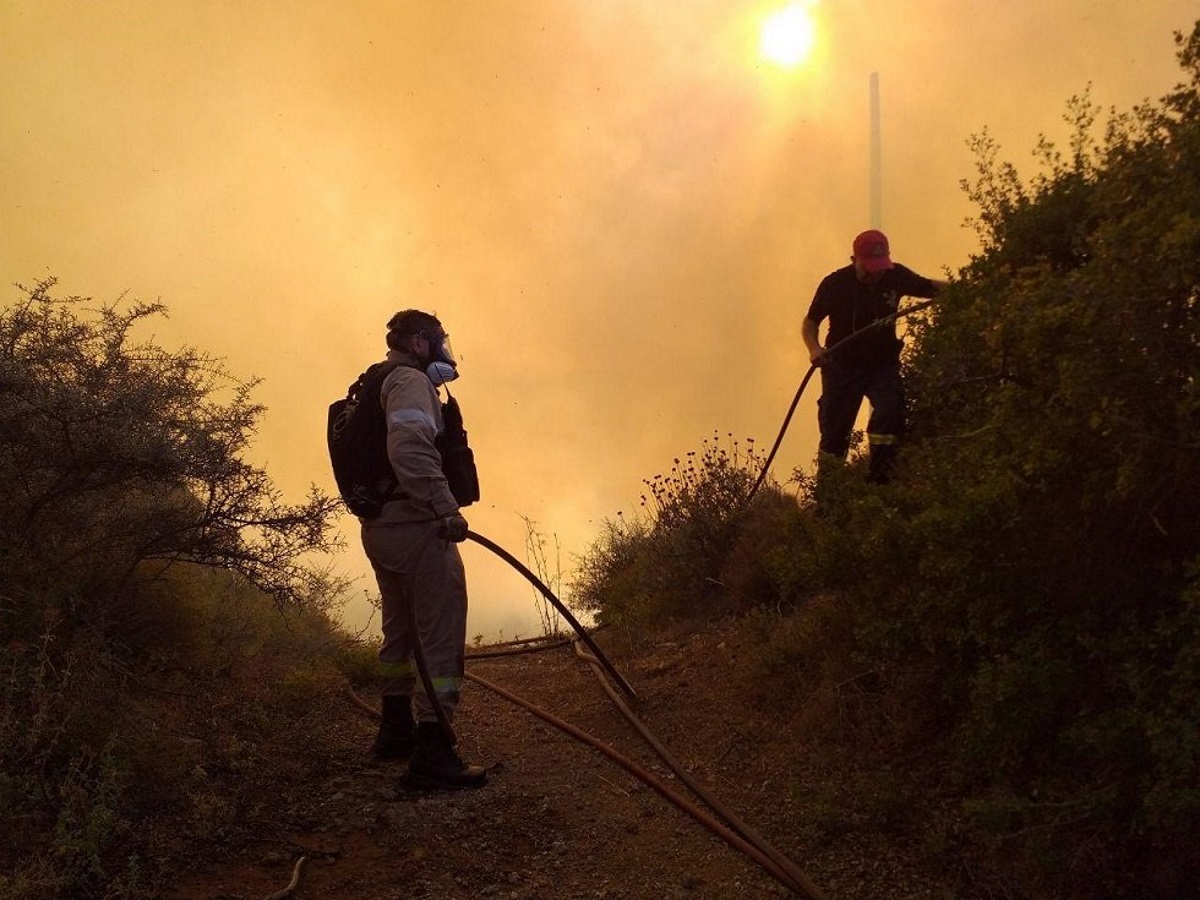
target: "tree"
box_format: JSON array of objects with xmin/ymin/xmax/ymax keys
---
[
  {"xmin": 0, "ymin": 278, "xmax": 351, "ymax": 896},
  {"xmin": 854, "ymin": 20, "xmax": 1200, "ymax": 894},
  {"xmin": 0, "ymin": 278, "xmax": 342, "ymax": 644}
]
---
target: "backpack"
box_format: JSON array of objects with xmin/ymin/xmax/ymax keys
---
[
  {"xmin": 327, "ymin": 361, "xmax": 404, "ymax": 518},
  {"xmin": 327, "ymin": 363, "xmax": 480, "ymax": 518}
]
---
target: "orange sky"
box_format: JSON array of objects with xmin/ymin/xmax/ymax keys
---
[{"xmin": 2, "ymin": 1, "xmax": 1195, "ymax": 640}]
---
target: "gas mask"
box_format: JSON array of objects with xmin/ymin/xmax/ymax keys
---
[{"xmin": 424, "ymin": 332, "xmax": 459, "ymax": 385}]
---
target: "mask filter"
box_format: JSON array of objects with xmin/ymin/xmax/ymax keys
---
[{"xmin": 426, "ymin": 361, "xmax": 458, "ymax": 385}]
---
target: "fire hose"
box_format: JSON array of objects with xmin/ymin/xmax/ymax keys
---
[
  {"xmin": 464, "ymin": 662, "xmax": 826, "ymax": 899},
  {"xmin": 345, "ymin": 637, "xmax": 827, "ymax": 898},
  {"xmin": 283, "ymin": 296, "xmax": 942, "ymax": 898},
  {"xmin": 331, "ymin": 528, "xmax": 828, "ymax": 900}
]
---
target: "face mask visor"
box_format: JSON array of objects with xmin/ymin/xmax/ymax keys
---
[
  {"xmin": 433, "ymin": 334, "xmax": 457, "ymax": 367},
  {"xmin": 420, "ymin": 330, "xmax": 456, "ymax": 366},
  {"xmin": 422, "ymin": 331, "xmax": 458, "ymax": 385}
]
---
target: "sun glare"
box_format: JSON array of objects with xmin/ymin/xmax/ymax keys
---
[{"xmin": 760, "ymin": 2, "xmax": 817, "ymax": 68}]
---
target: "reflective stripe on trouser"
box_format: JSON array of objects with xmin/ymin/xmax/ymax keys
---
[
  {"xmin": 377, "ymin": 658, "xmax": 417, "ymax": 696},
  {"xmin": 361, "ymin": 520, "xmax": 468, "ymax": 723},
  {"xmin": 866, "ymin": 432, "xmax": 899, "ymax": 484},
  {"xmin": 817, "ymin": 361, "xmax": 904, "ymax": 458}
]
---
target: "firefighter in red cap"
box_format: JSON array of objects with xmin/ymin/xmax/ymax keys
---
[{"xmin": 802, "ymin": 230, "xmax": 947, "ymax": 485}]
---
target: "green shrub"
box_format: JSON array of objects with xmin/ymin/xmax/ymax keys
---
[
  {"xmin": 51, "ymin": 738, "xmax": 132, "ymax": 892},
  {"xmin": 575, "ymin": 22, "xmax": 1200, "ymax": 897},
  {"xmin": 337, "ymin": 636, "xmax": 387, "ymax": 686},
  {"xmin": 719, "ymin": 488, "xmax": 816, "ymax": 612},
  {"xmin": 857, "ymin": 25, "xmax": 1200, "ymax": 895},
  {"xmin": 0, "ymin": 283, "xmax": 353, "ymax": 897},
  {"xmin": 572, "ymin": 434, "xmax": 788, "ymax": 626},
  {"xmin": 571, "ymin": 513, "xmax": 657, "ymax": 626}
]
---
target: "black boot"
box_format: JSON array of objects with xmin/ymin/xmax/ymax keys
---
[
  {"xmin": 867, "ymin": 442, "xmax": 898, "ymax": 485},
  {"xmin": 372, "ymin": 694, "xmax": 416, "ymax": 760},
  {"xmin": 407, "ymin": 722, "xmax": 487, "ymax": 790}
]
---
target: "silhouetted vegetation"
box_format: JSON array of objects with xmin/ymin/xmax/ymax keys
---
[
  {"xmin": 0, "ymin": 283, "xmax": 353, "ymax": 898},
  {"xmin": 572, "ymin": 433, "xmax": 804, "ymax": 625},
  {"xmin": 5, "ymin": 18, "xmax": 1199, "ymax": 900},
  {"xmin": 575, "ymin": 21, "xmax": 1200, "ymax": 899}
]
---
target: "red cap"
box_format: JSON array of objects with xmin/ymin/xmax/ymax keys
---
[{"xmin": 852, "ymin": 229, "xmax": 894, "ymax": 272}]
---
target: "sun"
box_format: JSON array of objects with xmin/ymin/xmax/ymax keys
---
[{"xmin": 760, "ymin": 2, "xmax": 817, "ymax": 68}]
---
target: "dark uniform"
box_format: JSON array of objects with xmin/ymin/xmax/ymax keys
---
[{"xmin": 805, "ymin": 263, "xmax": 939, "ymax": 482}]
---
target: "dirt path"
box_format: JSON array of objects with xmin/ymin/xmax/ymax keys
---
[{"xmin": 168, "ymin": 622, "xmax": 961, "ymax": 900}]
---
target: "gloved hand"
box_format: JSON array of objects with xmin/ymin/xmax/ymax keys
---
[{"xmin": 438, "ymin": 513, "xmax": 469, "ymax": 543}]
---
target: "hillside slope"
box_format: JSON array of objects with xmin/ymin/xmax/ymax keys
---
[{"xmin": 167, "ymin": 616, "xmax": 967, "ymax": 900}]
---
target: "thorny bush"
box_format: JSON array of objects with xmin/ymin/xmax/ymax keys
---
[
  {"xmin": 572, "ymin": 433, "xmax": 791, "ymax": 626},
  {"xmin": 0, "ymin": 280, "xmax": 349, "ymax": 898}
]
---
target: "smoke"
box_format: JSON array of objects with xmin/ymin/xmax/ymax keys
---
[{"xmin": 1, "ymin": 0, "xmax": 1194, "ymax": 637}]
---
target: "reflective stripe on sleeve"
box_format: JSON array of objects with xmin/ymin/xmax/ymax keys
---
[{"xmin": 388, "ymin": 407, "xmax": 438, "ymax": 437}]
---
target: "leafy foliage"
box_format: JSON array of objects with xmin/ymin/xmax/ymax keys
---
[
  {"xmin": 0, "ymin": 279, "xmax": 342, "ymax": 620},
  {"xmin": 819, "ymin": 23, "xmax": 1200, "ymax": 896},
  {"xmin": 572, "ymin": 433, "xmax": 794, "ymax": 626},
  {"xmin": 0, "ymin": 281, "xmax": 351, "ymax": 897},
  {"xmin": 576, "ymin": 22, "xmax": 1200, "ymax": 897}
]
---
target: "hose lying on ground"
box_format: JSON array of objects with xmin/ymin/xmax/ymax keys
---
[
  {"xmin": 458, "ymin": 539, "xmax": 828, "ymax": 895},
  {"xmin": 351, "ymin": 665, "xmax": 825, "ymax": 898},
  {"xmin": 464, "ymin": 669, "xmax": 826, "ymax": 899},
  {"xmin": 466, "ymin": 529, "xmax": 637, "ymax": 700},
  {"xmin": 570, "ymin": 641, "xmax": 827, "ymax": 900},
  {"xmin": 261, "ymin": 855, "xmax": 306, "ymax": 900},
  {"xmin": 464, "ymin": 632, "xmax": 576, "ymax": 661}
]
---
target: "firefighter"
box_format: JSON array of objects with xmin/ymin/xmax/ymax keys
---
[
  {"xmin": 362, "ymin": 309, "xmax": 486, "ymax": 790},
  {"xmin": 802, "ymin": 230, "xmax": 947, "ymax": 485}
]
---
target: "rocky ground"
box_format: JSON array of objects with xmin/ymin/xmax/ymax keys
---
[{"xmin": 167, "ymin": 618, "xmax": 974, "ymax": 900}]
